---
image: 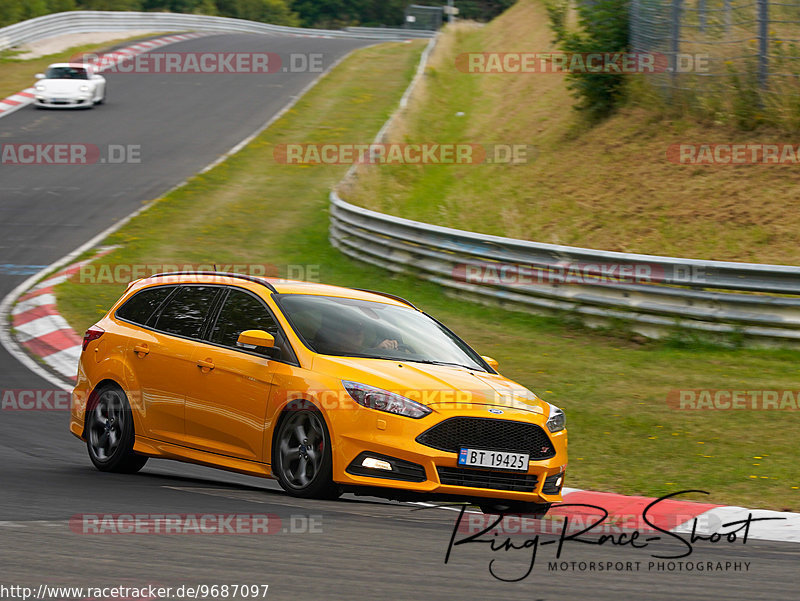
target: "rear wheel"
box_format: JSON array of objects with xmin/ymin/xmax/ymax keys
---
[
  {"xmin": 273, "ymin": 408, "xmax": 339, "ymax": 499},
  {"xmin": 86, "ymin": 385, "xmax": 147, "ymax": 473},
  {"xmin": 478, "ymin": 500, "xmax": 551, "ymax": 517}
]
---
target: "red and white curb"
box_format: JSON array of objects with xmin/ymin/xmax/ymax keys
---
[
  {"xmin": 423, "ymin": 487, "xmax": 800, "ymax": 543},
  {"xmin": 9, "ymin": 248, "xmax": 115, "ymax": 382},
  {"xmin": 0, "ymin": 89, "xmax": 36, "ymax": 117},
  {"xmin": 0, "ymin": 32, "xmax": 206, "ymax": 120},
  {"xmin": 558, "ymin": 488, "xmax": 800, "ymax": 543}
]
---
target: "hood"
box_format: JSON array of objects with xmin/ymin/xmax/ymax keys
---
[{"xmin": 312, "ymin": 354, "xmax": 549, "ymax": 416}]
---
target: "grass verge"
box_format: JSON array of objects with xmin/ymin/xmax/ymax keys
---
[
  {"xmin": 55, "ymin": 39, "xmax": 799, "ymax": 511},
  {"xmin": 342, "ymin": 0, "xmax": 800, "ymax": 265}
]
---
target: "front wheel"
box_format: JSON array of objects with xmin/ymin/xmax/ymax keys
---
[
  {"xmin": 273, "ymin": 408, "xmax": 340, "ymax": 499},
  {"xmin": 86, "ymin": 385, "xmax": 147, "ymax": 473}
]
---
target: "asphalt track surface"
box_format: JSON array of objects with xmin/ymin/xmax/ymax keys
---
[{"xmin": 0, "ymin": 33, "xmax": 797, "ymax": 601}]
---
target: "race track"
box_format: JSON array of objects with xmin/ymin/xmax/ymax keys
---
[{"xmin": 0, "ymin": 32, "xmax": 796, "ymax": 601}]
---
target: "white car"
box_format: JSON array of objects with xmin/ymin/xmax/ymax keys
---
[{"xmin": 33, "ymin": 63, "xmax": 106, "ymax": 109}]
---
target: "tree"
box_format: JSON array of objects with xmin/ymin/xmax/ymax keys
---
[
  {"xmin": 21, "ymin": 0, "xmax": 50, "ymax": 19},
  {"xmin": 214, "ymin": 0, "xmax": 298, "ymax": 25},
  {"xmin": 77, "ymin": 0, "xmax": 143, "ymax": 9},
  {"xmin": 193, "ymin": 0, "xmax": 217, "ymax": 14},
  {"xmin": 233, "ymin": 0, "xmax": 299, "ymax": 25},
  {"xmin": 419, "ymin": 0, "xmax": 516, "ymax": 22},
  {"xmin": 547, "ymin": 0, "xmax": 630, "ymax": 120},
  {"xmin": 47, "ymin": 0, "xmax": 78, "ymax": 14},
  {"xmin": 0, "ymin": 0, "xmax": 23, "ymax": 27},
  {"xmin": 141, "ymin": 0, "xmax": 204, "ymax": 12}
]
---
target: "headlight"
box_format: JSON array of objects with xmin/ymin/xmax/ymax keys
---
[
  {"xmin": 546, "ymin": 405, "xmax": 566, "ymax": 433},
  {"xmin": 343, "ymin": 381, "xmax": 432, "ymax": 419},
  {"xmin": 79, "ymin": 84, "xmax": 90, "ymax": 92},
  {"xmin": 35, "ymin": 83, "xmax": 46, "ymax": 91}
]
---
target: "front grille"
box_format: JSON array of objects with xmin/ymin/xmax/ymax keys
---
[
  {"xmin": 437, "ymin": 466, "xmax": 539, "ymax": 492},
  {"xmin": 416, "ymin": 417, "xmax": 555, "ymax": 459}
]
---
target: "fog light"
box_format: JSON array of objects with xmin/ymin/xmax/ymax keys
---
[
  {"xmin": 542, "ymin": 471, "xmax": 564, "ymax": 494},
  {"xmin": 347, "ymin": 452, "xmax": 426, "ymax": 482},
  {"xmin": 362, "ymin": 457, "xmax": 392, "ymax": 471}
]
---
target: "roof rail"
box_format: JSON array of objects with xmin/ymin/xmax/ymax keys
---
[
  {"xmin": 147, "ymin": 271, "xmax": 278, "ymax": 293},
  {"xmin": 351, "ymin": 288, "xmax": 418, "ymax": 310}
]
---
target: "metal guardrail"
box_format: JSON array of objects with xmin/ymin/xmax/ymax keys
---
[
  {"xmin": 329, "ymin": 191, "xmax": 800, "ymax": 342},
  {"xmin": 0, "ymin": 11, "xmax": 436, "ymax": 52},
  {"xmin": 343, "ymin": 26, "xmax": 436, "ymax": 38}
]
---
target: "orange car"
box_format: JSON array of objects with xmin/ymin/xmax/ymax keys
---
[{"xmin": 70, "ymin": 272, "xmax": 567, "ymax": 514}]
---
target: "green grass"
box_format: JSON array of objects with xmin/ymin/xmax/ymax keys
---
[
  {"xmin": 0, "ymin": 34, "xmax": 166, "ymax": 100},
  {"xmin": 55, "ymin": 39, "xmax": 800, "ymax": 511},
  {"xmin": 343, "ymin": 0, "xmax": 800, "ymax": 266}
]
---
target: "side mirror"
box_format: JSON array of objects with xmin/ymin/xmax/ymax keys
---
[
  {"xmin": 35, "ymin": 73, "xmax": 45, "ymax": 80},
  {"xmin": 237, "ymin": 329, "xmax": 275, "ymax": 349},
  {"xmin": 481, "ymin": 355, "xmax": 499, "ymax": 371}
]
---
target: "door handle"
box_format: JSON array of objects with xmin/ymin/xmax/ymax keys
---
[
  {"xmin": 196, "ymin": 358, "xmax": 215, "ymax": 371},
  {"xmin": 133, "ymin": 344, "xmax": 149, "ymax": 357}
]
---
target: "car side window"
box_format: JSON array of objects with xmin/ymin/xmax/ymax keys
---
[
  {"xmin": 115, "ymin": 286, "xmax": 175, "ymax": 326},
  {"xmin": 153, "ymin": 286, "xmax": 220, "ymax": 339},
  {"xmin": 211, "ymin": 289, "xmax": 279, "ymax": 348}
]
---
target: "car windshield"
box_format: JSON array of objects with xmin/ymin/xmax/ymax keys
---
[
  {"xmin": 275, "ymin": 294, "xmax": 486, "ymax": 370},
  {"xmin": 45, "ymin": 66, "xmax": 88, "ymax": 80}
]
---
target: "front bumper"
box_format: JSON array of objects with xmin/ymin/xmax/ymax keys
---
[
  {"xmin": 35, "ymin": 95, "xmax": 92, "ymax": 108},
  {"xmin": 329, "ymin": 408, "xmax": 567, "ymax": 504}
]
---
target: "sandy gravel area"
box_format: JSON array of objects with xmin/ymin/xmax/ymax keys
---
[{"xmin": 13, "ymin": 31, "xmax": 158, "ymax": 59}]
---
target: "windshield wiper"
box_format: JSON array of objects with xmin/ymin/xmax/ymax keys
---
[
  {"xmin": 331, "ymin": 354, "xmax": 480, "ymax": 370},
  {"xmin": 331, "ymin": 352, "xmax": 402, "ymax": 361},
  {"xmin": 401, "ymin": 358, "xmax": 478, "ymax": 370}
]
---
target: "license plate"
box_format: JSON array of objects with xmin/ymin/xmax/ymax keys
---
[{"xmin": 458, "ymin": 448, "xmax": 529, "ymax": 471}]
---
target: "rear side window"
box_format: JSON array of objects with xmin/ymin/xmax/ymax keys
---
[
  {"xmin": 211, "ymin": 289, "xmax": 279, "ymax": 348},
  {"xmin": 154, "ymin": 286, "xmax": 220, "ymax": 339},
  {"xmin": 116, "ymin": 286, "xmax": 174, "ymax": 326}
]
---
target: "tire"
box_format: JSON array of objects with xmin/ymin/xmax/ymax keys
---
[
  {"xmin": 95, "ymin": 88, "xmax": 105, "ymax": 105},
  {"xmin": 273, "ymin": 408, "xmax": 340, "ymax": 499},
  {"xmin": 478, "ymin": 500, "xmax": 551, "ymax": 517},
  {"xmin": 86, "ymin": 385, "xmax": 147, "ymax": 473}
]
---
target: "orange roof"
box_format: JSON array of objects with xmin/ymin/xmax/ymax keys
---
[{"xmin": 130, "ymin": 272, "xmax": 413, "ymax": 308}]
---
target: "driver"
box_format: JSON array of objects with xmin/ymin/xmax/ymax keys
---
[{"xmin": 339, "ymin": 319, "xmax": 399, "ymax": 353}]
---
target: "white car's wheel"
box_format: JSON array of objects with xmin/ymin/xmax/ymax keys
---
[{"xmin": 95, "ymin": 87, "xmax": 105, "ymax": 105}]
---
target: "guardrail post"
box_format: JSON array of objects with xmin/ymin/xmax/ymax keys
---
[
  {"xmin": 757, "ymin": 0, "xmax": 769, "ymax": 89},
  {"xmin": 724, "ymin": 0, "xmax": 731, "ymax": 34},
  {"xmin": 698, "ymin": 0, "xmax": 706, "ymax": 32},
  {"xmin": 669, "ymin": 0, "xmax": 682, "ymax": 90}
]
